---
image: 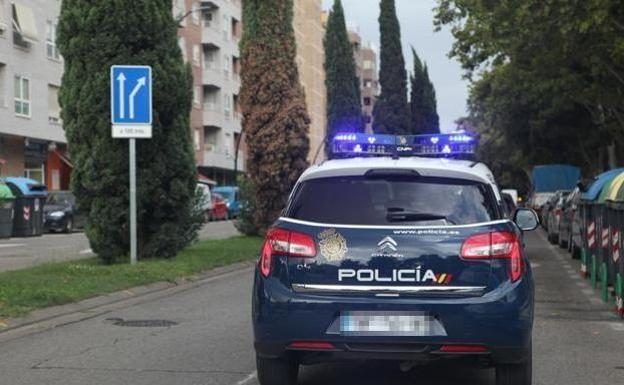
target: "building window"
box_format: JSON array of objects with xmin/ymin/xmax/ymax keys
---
[
  {"xmin": 191, "ymin": 2, "xmax": 200, "ymax": 25},
  {"xmin": 363, "ymin": 60, "xmax": 374, "ymax": 70},
  {"xmin": 174, "ymin": 0, "xmax": 186, "ymax": 27},
  {"xmin": 231, "ymin": 18, "xmax": 240, "ymax": 40},
  {"xmin": 192, "ymin": 44, "xmax": 200, "ymax": 66},
  {"xmin": 223, "ymin": 92, "xmax": 230, "ymax": 117},
  {"xmin": 194, "ymin": 128, "xmax": 201, "ymax": 151},
  {"xmin": 46, "ymin": 21, "xmax": 60, "ymax": 60},
  {"xmin": 193, "ymin": 86, "xmax": 200, "ymax": 107},
  {"xmin": 24, "ymin": 160, "xmax": 44, "ymax": 184},
  {"xmin": 203, "ymin": 10, "xmax": 214, "ymax": 28},
  {"xmin": 48, "ymin": 84, "xmax": 61, "ymax": 123},
  {"xmin": 364, "ymin": 79, "xmax": 372, "ymax": 88},
  {"xmin": 363, "ymin": 97, "xmax": 371, "ymax": 106},
  {"xmin": 223, "ymin": 55, "xmax": 230, "ymax": 77},
  {"xmin": 178, "ymin": 37, "xmax": 187, "ymax": 62},
  {"xmin": 204, "ymin": 49, "xmax": 217, "ymax": 70},
  {"xmin": 14, "ymin": 75, "xmax": 30, "ymax": 117},
  {"xmin": 204, "ymin": 89, "xmax": 218, "ymax": 111},
  {"xmin": 222, "ymin": 14, "xmax": 229, "ymax": 40},
  {"xmin": 0, "ymin": 64, "xmax": 7, "ymax": 109}
]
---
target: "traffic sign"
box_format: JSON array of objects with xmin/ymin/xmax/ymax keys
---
[{"xmin": 110, "ymin": 65, "xmax": 152, "ymax": 138}]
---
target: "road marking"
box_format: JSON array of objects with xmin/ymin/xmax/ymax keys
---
[
  {"xmin": 235, "ymin": 371, "xmax": 257, "ymax": 385},
  {"xmin": 608, "ymin": 322, "xmax": 624, "ymax": 332},
  {"xmin": 530, "ymin": 262, "xmax": 540, "ymax": 268},
  {"xmin": 582, "ymin": 288, "xmax": 594, "ymax": 296},
  {"xmin": 0, "ymin": 243, "xmax": 25, "ymax": 248},
  {"xmin": 576, "ymin": 281, "xmax": 586, "ymax": 287},
  {"xmin": 589, "ymin": 297, "xmax": 602, "ymax": 305},
  {"xmin": 79, "ymin": 248, "xmax": 93, "ymax": 255},
  {"xmin": 569, "ymin": 274, "xmax": 580, "ymax": 280}
]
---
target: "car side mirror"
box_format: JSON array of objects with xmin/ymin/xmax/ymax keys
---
[{"xmin": 513, "ymin": 208, "xmax": 539, "ymax": 231}]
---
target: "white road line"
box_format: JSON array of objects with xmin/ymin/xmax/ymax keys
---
[
  {"xmin": 576, "ymin": 281, "xmax": 586, "ymax": 287},
  {"xmin": 0, "ymin": 243, "xmax": 25, "ymax": 248},
  {"xmin": 79, "ymin": 248, "xmax": 93, "ymax": 255},
  {"xmin": 569, "ymin": 274, "xmax": 580, "ymax": 280},
  {"xmin": 235, "ymin": 371, "xmax": 257, "ymax": 385},
  {"xmin": 589, "ymin": 297, "xmax": 603, "ymax": 305},
  {"xmin": 582, "ymin": 288, "xmax": 594, "ymax": 296},
  {"xmin": 608, "ymin": 322, "xmax": 624, "ymax": 332}
]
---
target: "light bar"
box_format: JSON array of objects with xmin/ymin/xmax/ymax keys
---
[{"xmin": 332, "ymin": 133, "xmax": 476, "ymax": 157}]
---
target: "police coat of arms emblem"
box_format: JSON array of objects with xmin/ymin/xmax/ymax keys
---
[{"xmin": 318, "ymin": 228, "xmax": 347, "ymax": 262}]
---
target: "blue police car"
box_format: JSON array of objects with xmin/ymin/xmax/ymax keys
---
[{"xmin": 252, "ymin": 133, "xmax": 539, "ymax": 385}]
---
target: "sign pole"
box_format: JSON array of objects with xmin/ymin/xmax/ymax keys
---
[
  {"xmin": 129, "ymin": 138, "xmax": 137, "ymax": 265},
  {"xmin": 111, "ymin": 65, "xmax": 152, "ymax": 265}
]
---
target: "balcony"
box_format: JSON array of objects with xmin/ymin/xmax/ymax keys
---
[
  {"xmin": 202, "ymin": 149, "xmax": 246, "ymax": 172},
  {"xmin": 203, "ymin": 68, "xmax": 223, "ymax": 87},
  {"xmin": 202, "ymin": 16, "xmax": 221, "ymax": 44},
  {"xmin": 203, "ymin": 108, "xmax": 223, "ymax": 127}
]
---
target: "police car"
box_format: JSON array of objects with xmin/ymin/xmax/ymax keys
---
[{"xmin": 252, "ymin": 133, "xmax": 539, "ymax": 385}]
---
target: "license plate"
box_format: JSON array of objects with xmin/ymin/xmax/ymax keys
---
[{"xmin": 339, "ymin": 311, "xmax": 446, "ymax": 336}]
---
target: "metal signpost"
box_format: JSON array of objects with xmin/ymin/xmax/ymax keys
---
[{"xmin": 110, "ymin": 65, "xmax": 153, "ymax": 265}]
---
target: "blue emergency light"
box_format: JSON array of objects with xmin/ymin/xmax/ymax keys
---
[{"xmin": 332, "ymin": 132, "xmax": 476, "ymax": 158}]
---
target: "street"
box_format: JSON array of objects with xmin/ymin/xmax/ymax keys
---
[
  {"xmin": 0, "ymin": 220, "xmax": 240, "ymax": 272},
  {"xmin": 0, "ymin": 231, "xmax": 623, "ymax": 385}
]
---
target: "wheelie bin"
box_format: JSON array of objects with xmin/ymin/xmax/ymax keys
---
[
  {"xmin": 5, "ymin": 177, "xmax": 48, "ymax": 237},
  {"xmin": 579, "ymin": 169, "xmax": 624, "ymax": 281},
  {"xmin": 593, "ymin": 176, "xmax": 619, "ymax": 301},
  {"xmin": 604, "ymin": 173, "xmax": 624, "ymax": 300},
  {"xmin": 0, "ymin": 180, "xmax": 15, "ymax": 238},
  {"xmin": 612, "ymin": 182, "xmax": 624, "ymax": 318}
]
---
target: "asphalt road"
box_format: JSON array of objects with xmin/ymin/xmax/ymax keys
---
[
  {"xmin": 0, "ymin": 220, "xmax": 240, "ymax": 272},
  {"xmin": 1, "ymin": 231, "xmax": 623, "ymax": 385}
]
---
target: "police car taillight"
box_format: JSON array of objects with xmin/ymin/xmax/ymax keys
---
[
  {"xmin": 259, "ymin": 228, "xmax": 317, "ymax": 277},
  {"xmin": 460, "ymin": 231, "xmax": 523, "ymax": 282}
]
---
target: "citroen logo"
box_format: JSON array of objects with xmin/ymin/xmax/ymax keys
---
[{"xmin": 377, "ymin": 236, "xmax": 398, "ymax": 252}]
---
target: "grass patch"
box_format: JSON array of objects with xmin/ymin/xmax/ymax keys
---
[{"xmin": 0, "ymin": 235, "xmax": 262, "ymax": 318}]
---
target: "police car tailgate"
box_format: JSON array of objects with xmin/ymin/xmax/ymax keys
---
[{"xmin": 277, "ymin": 219, "xmax": 513, "ymax": 297}]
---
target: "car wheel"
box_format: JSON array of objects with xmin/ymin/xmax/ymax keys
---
[
  {"xmin": 496, "ymin": 349, "xmax": 532, "ymax": 385},
  {"xmin": 256, "ymin": 356, "xmax": 298, "ymax": 385},
  {"xmin": 64, "ymin": 218, "xmax": 73, "ymax": 233},
  {"xmin": 558, "ymin": 229, "xmax": 568, "ymax": 249}
]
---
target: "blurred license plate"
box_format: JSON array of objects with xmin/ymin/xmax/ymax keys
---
[{"xmin": 340, "ymin": 311, "xmax": 445, "ymax": 336}]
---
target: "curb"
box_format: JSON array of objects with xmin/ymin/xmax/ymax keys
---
[{"xmin": 0, "ymin": 260, "xmax": 255, "ymax": 343}]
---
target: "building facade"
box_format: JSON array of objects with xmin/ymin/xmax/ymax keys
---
[
  {"xmin": 0, "ymin": 0, "xmax": 71, "ymax": 190},
  {"xmin": 294, "ymin": 0, "xmax": 327, "ymax": 164},
  {"xmin": 176, "ymin": 0, "xmax": 244, "ymax": 185}
]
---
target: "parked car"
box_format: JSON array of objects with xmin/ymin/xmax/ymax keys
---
[
  {"xmin": 528, "ymin": 191, "xmax": 555, "ymax": 224},
  {"xmin": 558, "ymin": 188, "xmax": 582, "ymax": 257},
  {"xmin": 212, "ymin": 186, "xmax": 240, "ymax": 219},
  {"xmin": 546, "ymin": 190, "xmax": 570, "ymax": 244},
  {"xmin": 43, "ymin": 191, "xmax": 85, "ymax": 233},
  {"xmin": 208, "ymin": 193, "xmax": 228, "ymax": 221}
]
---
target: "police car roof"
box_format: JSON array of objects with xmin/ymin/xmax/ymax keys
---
[{"xmin": 301, "ymin": 157, "xmax": 500, "ymax": 199}]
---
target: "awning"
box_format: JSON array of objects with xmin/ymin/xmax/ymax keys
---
[
  {"xmin": 197, "ymin": 173, "xmax": 217, "ymax": 186},
  {"xmin": 0, "ymin": 3, "xmax": 6, "ymax": 30},
  {"xmin": 12, "ymin": 3, "xmax": 38, "ymax": 42},
  {"xmin": 54, "ymin": 150, "xmax": 74, "ymax": 168}
]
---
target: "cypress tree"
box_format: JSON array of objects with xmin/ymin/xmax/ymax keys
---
[
  {"xmin": 422, "ymin": 64, "xmax": 440, "ymax": 133},
  {"xmin": 409, "ymin": 48, "xmax": 428, "ymax": 134},
  {"xmin": 373, "ymin": 0, "xmax": 410, "ymax": 135},
  {"xmin": 240, "ymin": 0, "xmax": 310, "ymax": 234},
  {"xmin": 58, "ymin": 0, "xmax": 201, "ymax": 262},
  {"xmin": 324, "ymin": 0, "xmax": 363, "ymax": 157}
]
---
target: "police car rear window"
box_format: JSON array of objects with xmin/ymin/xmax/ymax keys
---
[{"xmin": 286, "ymin": 175, "xmax": 499, "ymax": 226}]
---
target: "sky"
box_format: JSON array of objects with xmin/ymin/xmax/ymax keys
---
[{"xmin": 320, "ymin": 0, "xmax": 469, "ymax": 132}]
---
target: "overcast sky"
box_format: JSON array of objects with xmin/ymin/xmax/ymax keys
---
[{"xmin": 321, "ymin": 0, "xmax": 468, "ymax": 132}]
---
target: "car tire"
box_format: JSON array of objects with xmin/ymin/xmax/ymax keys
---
[
  {"xmin": 256, "ymin": 356, "xmax": 298, "ymax": 385},
  {"xmin": 496, "ymin": 350, "xmax": 532, "ymax": 385}
]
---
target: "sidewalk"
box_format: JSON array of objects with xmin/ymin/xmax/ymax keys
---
[{"xmin": 0, "ymin": 220, "xmax": 240, "ymax": 273}]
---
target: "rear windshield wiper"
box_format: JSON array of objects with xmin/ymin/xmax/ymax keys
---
[{"xmin": 386, "ymin": 208, "xmax": 454, "ymax": 224}]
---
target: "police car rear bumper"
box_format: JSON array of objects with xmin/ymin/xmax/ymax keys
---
[{"xmin": 253, "ymin": 272, "xmax": 533, "ymax": 365}]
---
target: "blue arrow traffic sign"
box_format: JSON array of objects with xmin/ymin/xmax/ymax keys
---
[{"xmin": 110, "ymin": 65, "xmax": 152, "ymax": 125}]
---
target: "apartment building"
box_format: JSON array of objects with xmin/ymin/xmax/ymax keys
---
[
  {"xmin": 294, "ymin": 0, "xmax": 327, "ymax": 164},
  {"xmin": 0, "ymin": 0, "xmax": 70, "ymax": 190},
  {"xmin": 359, "ymin": 41, "xmax": 377, "ymax": 133},
  {"xmin": 175, "ymin": 0, "xmax": 244, "ymax": 185}
]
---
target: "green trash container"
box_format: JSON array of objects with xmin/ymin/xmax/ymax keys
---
[
  {"xmin": 5, "ymin": 177, "xmax": 48, "ymax": 237},
  {"xmin": 0, "ymin": 181, "xmax": 15, "ymax": 238},
  {"xmin": 611, "ymin": 181, "xmax": 624, "ymax": 318},
  {"xmin": 593, "ymin": 176, "xmax": 619, "ymax": 302}
]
